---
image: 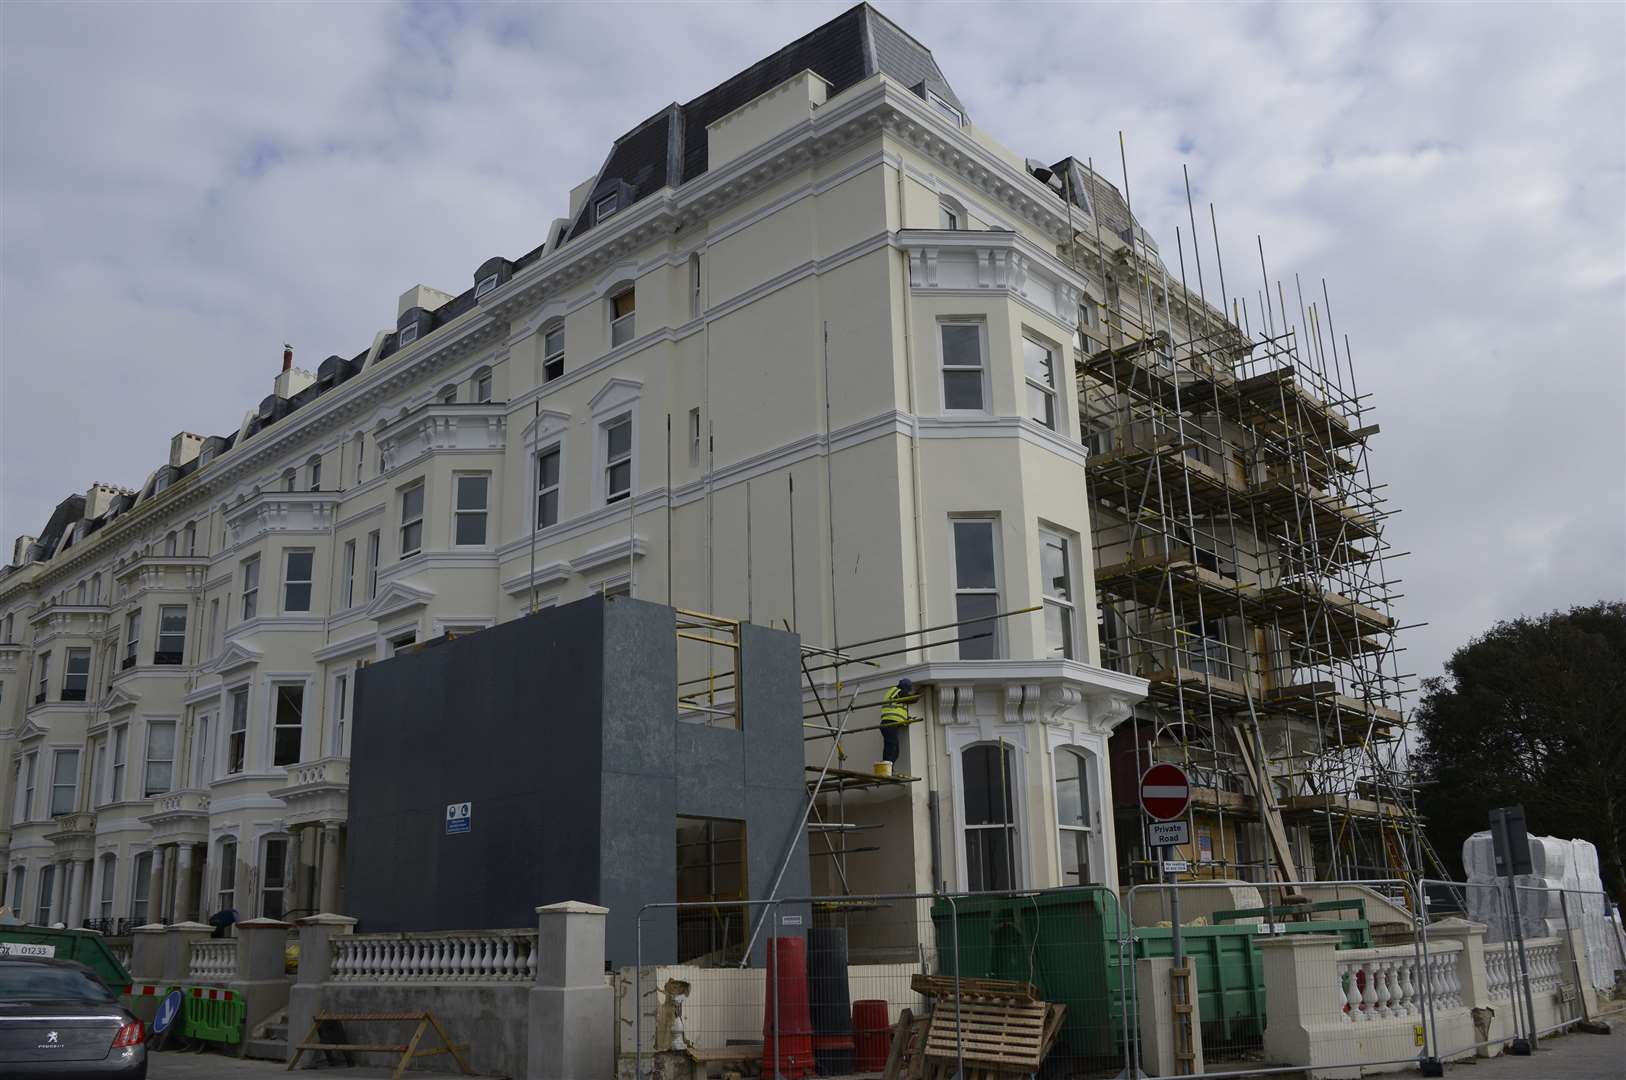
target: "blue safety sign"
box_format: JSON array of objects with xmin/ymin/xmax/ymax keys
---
[
  {"xmin": 445, "ymin": 801, "xmax": 471, "ymax": 835},
  {"xmin": 153, "ymin": 989, "xmax": 183, "ymax": 1034}
]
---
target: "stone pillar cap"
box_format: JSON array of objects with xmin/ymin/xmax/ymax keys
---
[
  {"xmin": 536, "ymin": 901, "xmax": 609, "ymax": 915},
  {"xmin": 297, "ymin": 913, "xmax": 358, "ymax": 927},
  {"xmin": 133, "ymin": 923, "xmax": 169, "ymax": 934},
  {"xmin": 165, "ymin": 921, "xmax": 213, "ymax": 932},
  {"xmin": 237, "ymin": 918, "xmax": 292, "ymax": 929}
]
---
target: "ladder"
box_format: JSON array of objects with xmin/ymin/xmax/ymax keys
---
[{"xmin": 1228, "ymin": 719, "xmax": 1300, "ymax": 884}]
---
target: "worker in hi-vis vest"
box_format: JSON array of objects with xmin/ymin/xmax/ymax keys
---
[{"xmin": 879, "ymin": 677, "xmax": 916, "ymax": 767}]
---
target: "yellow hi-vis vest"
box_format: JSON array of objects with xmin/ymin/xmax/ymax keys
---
[{"xmin": 881, "ymin": 686, "xmax": 910, "ymax": 729}]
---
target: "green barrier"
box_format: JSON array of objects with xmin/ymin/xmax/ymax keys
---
[{"xmin": 179, "ymin": 987, "xmax": 246, "ymax": 1045}]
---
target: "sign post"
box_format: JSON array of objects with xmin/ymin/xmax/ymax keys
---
[
  {"xmin": 1141, "ymin": 764, "xmax": 1193, "ymax": 966},
  {"xmin": 1490, "ymin": 805, "xmax": 1536, "ymax": 1054}
]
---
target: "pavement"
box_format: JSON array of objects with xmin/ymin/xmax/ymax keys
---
[
  {"xmin": 1417, "ymin": 1015, "xmax": 1626, "ymax": 1080},
  {"xmin": 145, "ymin": 1019, "xmax": 1626, "ymax": 1080},
  {"xmin": 147, "ymin": 1049, "xmax": 502, "ymax": 1078}
]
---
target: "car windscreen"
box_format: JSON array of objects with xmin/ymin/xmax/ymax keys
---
[{"xmin": 0, "ymin": 965, "xmax": 116, "ymax": 1004}]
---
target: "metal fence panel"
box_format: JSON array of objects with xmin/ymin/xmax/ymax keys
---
[{"xmin": 1124, "ymin": 877, "xmax": 1434, "ymax": 1079}]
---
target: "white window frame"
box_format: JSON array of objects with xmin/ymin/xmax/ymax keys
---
[
  {"xmin": 36, "ymin": 649, "xmax": 50, "ymax": 701},
  {"xmin": 602, "ymin": 412, "xmax": 633, "ymax": 504},
  {"xmin": 353, "ymin": 432, "xmax": 366, "ymax": 483},
  {"xmin": 438, "ymin": 384, "xmax": 458, "ymax": 405},
  {"xmin": 926, "ymin": 88, "xmax": 963, "ymax": 125},
  {"xmin": 308, "ymin": 455, "xmax": 323, "ymax": 491},
  {"xmin": 184, "ymin": 522, "xmax": 197, "ymax": 556},
  {"xmin": 18, "ymin": 752, "xmax": 37, "ymax": 822},
  {"xmin": 91, "ymin": 736, "xmax": 107, "ymax": 809},
  {"xmin": 1039, "ymin": 527, "xmax": 1077, "ymax": 660},
  {"xmin": 452, "ymin": 472, "xmax": 490, "ymax": 548},
  {"xmin": 156, "ymin": 604, "xmax": 186, "ymax": 664},
  {"xmin": 608, "ymin": 286, "xmax": 636, "ymax": 347},
  {"xmin": 594, "ymin": 192, "xmax": 618, "ymax": 223},
  {"xmin": 143, "ymin": 720, "xmax": 176, "ymax": 797},
  {"xmin": 475, "ymin": 272, "xmax": 499, "ymax": 299},
  {"xmin": 951, "ymin": 516, "xmax": 1002, "ymax": 660},
  {"xmin": 226, "ymin": 687, "xmax": 249, "ymax": 776},
  {"xmin": 366, "ymin": 530, "xmax": 381, "ymax": 599},
  {"xmin": 37, "ymin": 863, "xmax": 56, "ymax": 926},
  {"xmin": 282, "ymin": 548, "xmax": 315, "ymax": 612},
  {"xmin": 1053, "ymin": 745, "xmax": 1097, "ymax": 886},
  {"xmin": 956, "ymin": 739, "xmax": 1023, "ymax": 892},
  {"xmin": 399, "ymin": 481, "xmax": 425, "ymax": 559},
  {"xmin": 193, "ymin": 712, "xmax": 213, "ymax": 787},
  {"xmin": 688, "ymin": 251, "xmax": 704, "ymax": 319},
  {"xmin": 939, "ymin": 195, "xmax": 965, "ymax": 231},
  {"xmin": 241, "ymin": 555, "xmax": 260, "ymax": 621},
  {"xmin": 474, "ymin": 368, "xmax": 493, "ymax": 403},
  {"xmin": 97, "ymin": 853, "xmax": 115, "ymax": 920},
  {"xmin": 331, "ymin": 670, "xmax": 351, "ymax": 756},
  {"xmin": 398, "ymin": 322, "xmax": 419, "ymax": 347},
  {"xmin": 109, "ymin": 726, "xmax": 127, "ymax": 804},
  {"xmin": 939, "ymin": 319, "xmax": 990, "ymax": 414},
  {"xmin": 130, "ymin": 851, "xmax": 152, "ymax": 925},
  {"xmin": 216, "ymin": 836, "xmax": 237, "ymax": 914},
  {"xmin": 1023, "ymin": 334, "xmax": 1060, "ymax": 432},
  {"xmin": 542, "ymin": 324, "xmax": 565, "ymax": 382},
  {"xmin": 50, "ymin": 748, "xmax": 80, "ymax": 817},
  {"xmin": 535, "ymin": 444, "xmax": 562, "ymax": 530},
  {"xmin": 342, "ymin": 539, "xmax": 357, "ymax": 609},
  {"xmin": 270, "ymin": 681, "xmax": 306, "ymax": 768},
  {"xmin": 123, "ymin": 610, "xmax": 140, "ymax": 668},
  {"xmin": 63, "ymin": 647, "xmax": 91, "ymax": 700}
]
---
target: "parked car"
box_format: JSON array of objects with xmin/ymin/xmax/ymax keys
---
[{"xmin": 0, "ymin": 955, "xmax": 146, "ymax": 1078}]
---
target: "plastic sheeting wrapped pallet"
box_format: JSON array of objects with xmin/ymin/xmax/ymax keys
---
[{"xmin": 1463, "ymin": 831, "xmax": 1625, "ymax": 992}]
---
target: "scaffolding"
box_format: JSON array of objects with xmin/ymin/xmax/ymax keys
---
[{"xmin": 1060, "ymin": 153, "xmax": 1444, "ymax": 889}]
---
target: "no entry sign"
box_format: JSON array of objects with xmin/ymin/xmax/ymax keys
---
[{"xmin": 1140, "ymin": 763, "xmax": 1191, "ymax": 822}]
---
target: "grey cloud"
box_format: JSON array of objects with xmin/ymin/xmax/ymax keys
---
[{"xmin": 3, "ymin": 0, "xmax": 1621, "ymax": 686}]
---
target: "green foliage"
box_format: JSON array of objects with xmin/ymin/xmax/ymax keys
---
[{"xmin": 1413, "ymin": 601, "xmax": 1626, "ymax": 901}]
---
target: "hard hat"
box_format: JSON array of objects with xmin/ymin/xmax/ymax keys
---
[{"xmin": 897, "ymin": 677, "xmax": 913, "ymax": 693}]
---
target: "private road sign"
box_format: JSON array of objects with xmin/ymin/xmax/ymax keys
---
[{"xmin": 1140, "ymin": 763, "xmax": 1191, "ymax": 822}]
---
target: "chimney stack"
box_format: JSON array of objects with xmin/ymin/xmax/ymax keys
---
[{"xmin": 283, "ymin": 344, "xmax": 294, "ymax": 372}]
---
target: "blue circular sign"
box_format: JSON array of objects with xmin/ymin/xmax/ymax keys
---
[{"xmin": 153, "ymin": 990, "xmax": 184, "ymax": 1034}]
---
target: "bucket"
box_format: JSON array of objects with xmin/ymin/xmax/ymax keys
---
[
  {"xmin": 762, "ymin": 936, "xmax": 814, "ymax": 1079},
  {"xmin": 852, "ymin": 999, "xmax": 891, "ymax": 1070},
  {"xmin": 872, "ymin": 760, "xmax": 893, "ymax": 778}
]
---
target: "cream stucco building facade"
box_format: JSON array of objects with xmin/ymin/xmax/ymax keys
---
[{"xmin": 0, "ymin": 4, "xmax": 1153, "ymax": 932}]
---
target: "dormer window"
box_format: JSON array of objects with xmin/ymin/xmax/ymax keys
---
[
  {"xmin": 927, "ymin": 89, "xmax": 963, "ymax": 126},
  {"xmin": 475, "ymin": 273, "xmax": 500, "ymax": 299},
  {"xmin": 399, "ymin": 323, "xmax": 419, "ymax": 347},
  {"xmin": 595, "ymin": 193, "xmax": 619, "ymax": 223}
]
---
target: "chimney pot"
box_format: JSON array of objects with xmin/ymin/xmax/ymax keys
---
[{"xmin": 283, "ymin": 344, "xmax": 293, "ymax": 371}]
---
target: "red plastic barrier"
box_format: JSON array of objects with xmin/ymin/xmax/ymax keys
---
[
  {"xmin": 762, "ymin": 937, "xmax": 814, "ymax": 1079},
  {"xmin": 852, "ymin": 999, "xmax": 892, "ymax": 1071}
]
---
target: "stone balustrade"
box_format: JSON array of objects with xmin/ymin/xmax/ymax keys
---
[
  {"xmin": 1522, "ymin": 936, "xmax": 1565, "ymax": 996},
  {"xmin": 188, "ymin": 938, "xmax": 237, "ymax": 982},
  {"xmin": 1335, "ymin": 940, "xmax": 1462, "ymax": 1022},
  {"xmin": 330, "ymin": 929, "xmax": 538, "ymax": 983}
]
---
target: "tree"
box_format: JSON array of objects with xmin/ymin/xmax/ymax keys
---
[{"xmin": 1413, "ymin": 602, "xmax": 1626, "ymax": 902}]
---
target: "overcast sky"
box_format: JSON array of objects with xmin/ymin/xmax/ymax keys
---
[{"xmin": 2, "ymin": 1, "xmax": 1622, "ymax": 686}]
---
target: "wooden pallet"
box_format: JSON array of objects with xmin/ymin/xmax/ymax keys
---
[
  {"xmin": 909, "ymin": 973, "xmax": 1039, "ymax": 1002},
  {"xmin": 885, "ymin": 996, "xmax": 1067, "ymax": 1078},
  {"xmin": 924, "ymin": 997, "xmax": 1050, "ymax": 1070},
  {"xmin": 286, "ymin": 1010, "xmax": 472, "ymax": 1080}
]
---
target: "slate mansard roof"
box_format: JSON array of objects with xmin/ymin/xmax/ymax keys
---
[{"xmin": 563, "ymin": 2, "xmax": 964, "ymax": 243}]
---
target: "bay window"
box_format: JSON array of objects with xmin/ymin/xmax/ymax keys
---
[{"xmin": 963, "ymin": 743, "xmax": 1018, "ymax": 891}]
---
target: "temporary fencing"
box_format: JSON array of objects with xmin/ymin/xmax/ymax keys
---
[{"xmin": 628, "ymin": 876, "xmax": 1613, "ymax": 1079}]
